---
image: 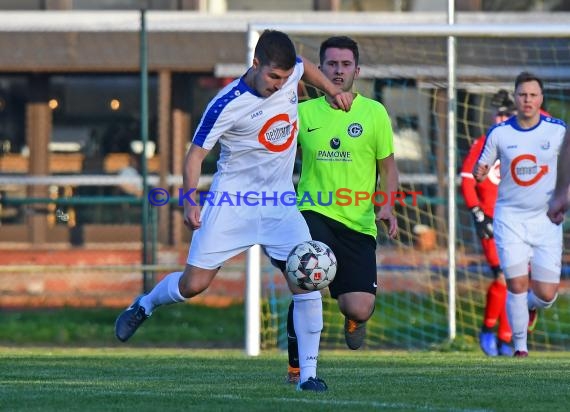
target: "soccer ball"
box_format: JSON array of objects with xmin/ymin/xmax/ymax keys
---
[{"xmin": 286, "ymin": 240, "xmax": 337, "ymax": 291}]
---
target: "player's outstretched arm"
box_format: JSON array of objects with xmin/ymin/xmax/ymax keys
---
[
  {"xmin": 299, "ymin": 56, "xmax": 353, "ymax": 111},
  {"xmin": 182, "ymin": 144, "xmax": 209, "ymax": 230},
  {"xmin": 547, "ymin": 129, "xmax": 570, "ymax": 224}
]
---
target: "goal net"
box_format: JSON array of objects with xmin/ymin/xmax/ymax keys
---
[{"xmin": 254, "ymin": 23, "xmax": 570, "ymax": 352}]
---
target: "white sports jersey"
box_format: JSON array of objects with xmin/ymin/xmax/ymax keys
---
[
  {"xmin": 192, "ymin": 58, "xmax": 303, "ymax": 198},
  {"xmin": 478, "ymin": 114, "xmax": 566, "ymax": 219}
]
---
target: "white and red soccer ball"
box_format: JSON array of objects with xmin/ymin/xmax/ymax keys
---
[{"xmin": 286, "ymin": 240, "xmax": 337, "ymax": 291}]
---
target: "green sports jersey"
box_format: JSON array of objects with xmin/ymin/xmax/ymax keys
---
[{"xmin": 297, "ymin": 94, "xmax": 394, "ymax": 238}]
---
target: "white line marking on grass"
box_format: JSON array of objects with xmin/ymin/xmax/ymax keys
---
[{"xmin": 211, "ymin": 394, "xmax": 494, "ymax": 412}]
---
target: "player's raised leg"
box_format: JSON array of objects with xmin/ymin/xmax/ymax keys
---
[
  {"xmin": 526, "ymin": 232, "xmax": 562, "ymax": 336},
  {"xmin": 339, "ymin": 291, "xmax": 375, "ymax": 350},
  {"xmin": 115, "ymin": 264, "xmax": 218, "ymax": 342},
  {"xmin": 527, "ymin": 285, "xmax": 559, "ymax": 331}
]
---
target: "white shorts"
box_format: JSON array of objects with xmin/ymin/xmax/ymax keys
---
[
  {"xmin": 494, "ymin": 212, "xmax": 562, "ymax": 283},
  {"xmin": 187, "ymin": 192, "xmax": 311, "ymax": 269}
]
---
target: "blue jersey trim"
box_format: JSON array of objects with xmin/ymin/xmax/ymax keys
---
[
  {"xmin": 542, "ymin": 115, "xmax": 567, "ymax": 128},
  {"xmin": 477, "ymin": 113, "xmax": 566, "ymax": 165},
  {"xmin": 193, "ymin": 80, "xmax": 250, "ymax": 147},
  {"xmin": 507, "ymin": 114, "xmax": 566, "ymax": 132},
  {"xmin": 477, "ymin": 117, "xmax": 513, "ymax": 165},
  {"xmin": 238, "ymin": 72, "xmax": 260, "ymax": 97}
]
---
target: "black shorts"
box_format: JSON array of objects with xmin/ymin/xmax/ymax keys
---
[{"xmin": 301, "ymin": 210, "xmax": 378, "ymax": 299}]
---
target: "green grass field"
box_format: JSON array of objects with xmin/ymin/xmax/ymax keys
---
[
  {"xmin": 1, "ymin": 304, "xmax": 569, "ymax": 411},
  {"xmin": 1, "ymin": 348, "xmax": 569, "ymax": 411}
]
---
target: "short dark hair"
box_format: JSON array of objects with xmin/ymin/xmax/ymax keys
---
[
  {"xmin": 515, "ymin": 71, "xmax": 543, "ymax": 93},
  {"xmin": 319, "ymin": 36, "xmax": 359, "ymax": 66},
  {"xmin": 254, "ymin": 30, "xmax": 296, "ymax": 70}
]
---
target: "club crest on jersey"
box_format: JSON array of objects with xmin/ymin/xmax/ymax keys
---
[
  {"xmin": 258, "ymin": 113, "xmax": 298, "ymax": 153},
  {"xmin": 330, "ymin": 138, "xmax": 341, "ymax": 149},
  {"xmin": 541, "ymin": 140, "xmax": 550, "ymax": 150},
  {"xmin": 287, "ymin": 90, "xmax": 298, "ymax": 104},
  {"xmin": 347, "ymin": 123, "xmax": 363, "ymax": 137}
]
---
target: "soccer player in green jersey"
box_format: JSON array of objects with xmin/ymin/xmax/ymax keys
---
[{"xmin": 287, "ymin": 36, "xmax": 399, "ymax": 383}]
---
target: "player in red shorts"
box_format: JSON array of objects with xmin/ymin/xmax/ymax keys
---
[{"xmin": 460, "ymin": 90, "xmax": 515, "ymax": 356}]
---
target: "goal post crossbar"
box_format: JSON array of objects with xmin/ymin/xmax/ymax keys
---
[{"xmin": 248, "ymin": 23, "xmax": 570, "ymax": 38}]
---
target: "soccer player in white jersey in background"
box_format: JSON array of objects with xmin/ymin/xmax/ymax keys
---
[
  {"xmin": 474, "ymin": 72, "xmax": 566, "ymax": 357},
  {"xmin": 115, "ymin": 30, "xmax": 353, "ymax": 392}
]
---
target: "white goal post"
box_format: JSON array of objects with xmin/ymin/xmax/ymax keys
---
[{"xmin": 243, "ymin": 22, "xmax": 570, "ymax": 356}]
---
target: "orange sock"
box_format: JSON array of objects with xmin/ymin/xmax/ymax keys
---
[
  {"xmin": 497, "ymin": 301, "xmax": 512, "ymax": 343},
  {"xmin": 483, "ymin": 280, "xmax": 507, "ymax": 330}
]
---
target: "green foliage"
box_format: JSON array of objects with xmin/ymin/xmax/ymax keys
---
[{"xmin": 0, "ymin": 303, "xmax": 244, "ymax": 347}]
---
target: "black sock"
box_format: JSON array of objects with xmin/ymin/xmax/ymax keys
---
[{"xmin": 287, "ymin": 300, "xmax": 299, "ymax": 368}]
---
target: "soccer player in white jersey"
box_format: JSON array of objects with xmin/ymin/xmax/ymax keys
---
[
  {"xmin": 115, "ymin": 30, "xmax": 353, "ymax": 391},
  {"xmin": 474, "ymin": 72, "xmax": 566, "ymax": 357}
]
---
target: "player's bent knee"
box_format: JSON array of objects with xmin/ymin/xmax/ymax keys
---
[
  {"xmin": 535, "ymin": 293, "xmax": 558, "ymax": 309},
  {"xmin": 544, "ymin": 295, "xmax": 557, "ymax": 309},
  {"xmin": 178, "ymin": 276, "xmax": 210, "ymax": 298},
  {"xmin": 178, "ymin": 282, "xmax": 207, "ymax": 298},
  {"xmin": 344, "ymin": 307, "xmax": 373, "ymax": 323},
  {"xmin": 339, "ymin": 294, "xmax": 375, "ymax": 322},
  {"xmin": 179, "ymin": 266, "xmax": 219, "ymax": 298}
]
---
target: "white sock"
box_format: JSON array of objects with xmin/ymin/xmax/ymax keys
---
[
  {"xmin": 292, "ymin": 291, "xmax": 322, "ymax": 383},
  {"xmin": 528, "ymin": 289, "xmax": 557, "ymax": 309},
  {"xmin": 506, "ymin": 291, "xmax": 528, "ymax": 353},
  {"xmin": 527, "ymin": 290, "xmax": 537, "ymax": 311},
  {"xmin": 140, "ymin": 272, "xmax": 185, "ymax": 314}
]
